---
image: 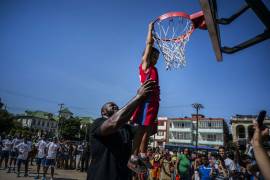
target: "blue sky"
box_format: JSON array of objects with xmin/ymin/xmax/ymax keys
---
[{"xmin": 1, "ymin": 0, "xmax": 269, "ymax": 121}]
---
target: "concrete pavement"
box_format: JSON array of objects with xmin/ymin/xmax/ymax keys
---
[{"xmin": 0, "ymin": 164, "xmax": 86, "ymax": 180}]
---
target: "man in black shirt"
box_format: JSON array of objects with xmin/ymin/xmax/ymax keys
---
[{"xmin": 87, "ymin": 80, "xmax": 156, "ymax": 180}]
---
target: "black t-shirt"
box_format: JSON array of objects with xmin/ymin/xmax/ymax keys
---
[{"xmin": 87, "ymin": 117, "xmax": 136, "ymax": 180}]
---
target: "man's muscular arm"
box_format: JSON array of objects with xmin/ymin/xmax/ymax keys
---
[{"xmin": 99, "ymin": 80, "xmax": 156, "ymax": 136}]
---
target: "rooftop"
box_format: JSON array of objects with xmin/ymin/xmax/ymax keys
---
[
  {"xmin": 17, "ymin": 110, "xmax": 59, "ymax": 121},
  {"xmin": 231, "ymin": 114, "xmax": 270, "ymax": 120}
]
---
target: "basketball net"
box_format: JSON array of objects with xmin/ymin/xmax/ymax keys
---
[{"xmin": 153, "ymin": 17, "xmax": 194, "ymax": 70}]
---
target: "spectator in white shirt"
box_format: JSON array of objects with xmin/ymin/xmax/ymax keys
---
[
  {"xmin": 35, "ymin": 135, "xmax": 47, "ymax": 179},
  {"xmin": 0, "ymin": 135, "xmax": 12, "ymax": 169},
  {"xmin": 16, "ymin": 137, "xmax": 31, "ymax": 177},
  {"xmin": 43, "ymin": 137, "xmax": 59, "ymax": 180},
  {"xmin": 7, "ymin": 135, "xmax": 22, "ymax": 173}
]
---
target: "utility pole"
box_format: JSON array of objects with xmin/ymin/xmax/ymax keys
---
[
  {"xmin": 57, "ymin": 103, "xmax": 64, "ymax": 139},
  {"xmin": 84, "ymin": 124, "xmax": 87, "ymax": 141},
  {"xmin": 192, "ymin": 103, "xmax": 204, "ymax": 154}
]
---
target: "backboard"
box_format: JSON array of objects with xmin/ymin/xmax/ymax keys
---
[
  {"xmin": 199, "ymin": 0, "xmax": 222, "ymax": 61},
  {"xmin": 199, "ymin": 0, "xmax": 270, "ymax": 62}
]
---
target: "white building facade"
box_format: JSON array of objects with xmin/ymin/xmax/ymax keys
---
[
  {"xmin": 151, "ymin": 117, "xmax": 169, "ymax": 147},
  {"xmin": 162, "ymin": 114, "xmax": 228, "ymax": 148},
  {"xmin": 16, "ymin": 111, "xmax": 58, "ymax": 133},
  {"xmin": 231, "ymin": 114, "xmax": 270, "ymax": 146},
  {"xmin": 151, "ymin": 115, "xmax": 229, "ymax": 147}
]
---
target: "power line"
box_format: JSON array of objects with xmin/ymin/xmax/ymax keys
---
[
  {"xmin": 0, "ymin": 88, "xmax": 59, "ymax": 104},
  {"xmin": 0, "ymin": 88, "xmax": 95, "ymax": 111},
  {"xmin": 6, "ymin": 105, "xmax": 31, "ymax": 111},
  {"xmin": 160, "ymin": 104, "xmax": 190, "ymax": 109},
  {"xmin": 5, "ymin": 104, "xmax": 97, "ymax": 117}
]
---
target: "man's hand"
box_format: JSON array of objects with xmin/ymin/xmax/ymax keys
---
[{"xmin": 137, "ymin": 79, "xmax": 156, "ymax": 99}]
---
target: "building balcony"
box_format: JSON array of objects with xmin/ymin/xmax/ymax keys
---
[
  {"xmin": 169, "ymin": 139, "xmax": 192, "ymax": 144},
  {"xmin": 158, "ymin": 126, "xmax": 167, "ymax": 131},
  {"xmin": 154, "ymin": 136, "xmax": 166, "ymax": 140},
  {"xmin": 170, "ymin": 128, "xmax": 192, "ymax": 132},
  {"xmin": 198, "ymin": 140, "xmax": 224, "ymax": 146},
  {"xmin": 198, "ymin": 129, "xmax": 223, "ymax": 133}
]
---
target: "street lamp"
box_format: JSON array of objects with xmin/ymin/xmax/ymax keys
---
[{"xmin": 192, "ymin": 103, "xmax": 204, "ymax": 154}]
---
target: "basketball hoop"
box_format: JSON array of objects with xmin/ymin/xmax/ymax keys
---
[{"xmin": 153, "ymin": 11, "xmax": 206, "ymax": 70}]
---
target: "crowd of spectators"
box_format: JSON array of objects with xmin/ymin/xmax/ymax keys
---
[
  {"xmin": 0, "ymin": 133, "xmax": 90, "ymax": 180},
  {"xmin": 133, "ymin": 143, "xmax": 269, "ymax": 180},
  {"xmin": 1, "ymin": 119, "xmax": 269, "ymax": 180}
]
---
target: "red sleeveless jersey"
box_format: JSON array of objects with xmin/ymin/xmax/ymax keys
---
[
  {"xmin": 139, "ymin": 64, "xmax": 160, "ymax": 102},
  {"xmin": 131, "ymin": 64, "xmax": 160, "ymax": 126}
]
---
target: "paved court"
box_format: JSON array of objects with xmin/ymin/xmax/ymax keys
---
[{"xmin": 0, "ymin": 165, "xmax": 86, "ymax": 180}]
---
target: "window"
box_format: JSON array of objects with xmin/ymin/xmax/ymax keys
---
[
  {"xmin": 237, "ymin": 125, "xmax": 246, "ymax": 139},
  {"xmin": 248, "ymin": 125, "xmax": 254, "ymax": 140},
  {"xmin": 184, "ymin": 122, "xmax": 191, "ymax": 128},
  {"xmin": 216, "ymin": 121, "xmax": 220, "ymax": 128},
  {"xmin": 207, "ymin": 134, "xmax": 216, "ymax": 141},
  {"xmin": 42, "ymin": 122, "xmax": 45, "ymax": 127},
  {"xmin": 199, "ymin": 121, "xmax": 223, "ymax": 129},
  {"xmin": 169, "ymin": 133, "xmax": 172, "ymax": 139},
  {"xmin": 199, "ymin": 121, "xmax": 208, "ymax": 128},
  {"xmin": 212, "ymin": 121, "xmax": 216, "ymax": 128},
  {"xmin": 173, "ymin": 121, "xmax": 191, "ymax": 128},
  {"xmin": 171, "ymin": 132, "xmax": 191, "ymax": 140},
  {"xmin": 157, "ymin": 131, "xmax": 164, "ymax": 136},
  {"xmin": 203, "ymin": 133, "xmax": 223, "ymax": 142},
  {"xmin": 32, "ymin": 120, "xmax": 36, "ymax": 125},
  {"xmin": 219, "ymin": 121, "xmax": 223, "ymax": 128}
]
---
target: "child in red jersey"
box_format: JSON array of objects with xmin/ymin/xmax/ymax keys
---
[{"xmin": 128, "ymin": 22, "xmax": 160, "ymax": 173}]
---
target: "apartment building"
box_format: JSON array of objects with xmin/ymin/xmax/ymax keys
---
[
  {"xmin": 151, "ymin": 117, "xmax": 169, "ymax": 147},
  {"xmin": 152, "ymin": 114, "xmax": 229, "ymax": 148}
]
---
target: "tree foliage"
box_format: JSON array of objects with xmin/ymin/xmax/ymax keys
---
[
  {"xmin": 61, "ymin": 117, "xmax": 81, "ymax": 140},
  {"xmin": 0, "ymin": 109, "xmax": 19, "ymax": 134}
]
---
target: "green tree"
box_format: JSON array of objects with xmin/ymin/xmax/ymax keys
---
[
  {"xmin": 61, "ymin": 117, "xmax": 81, "ymax": 140},
  {"xmin": 0, "ymin": 109, "xmax": 18, "ymax": 134}
]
